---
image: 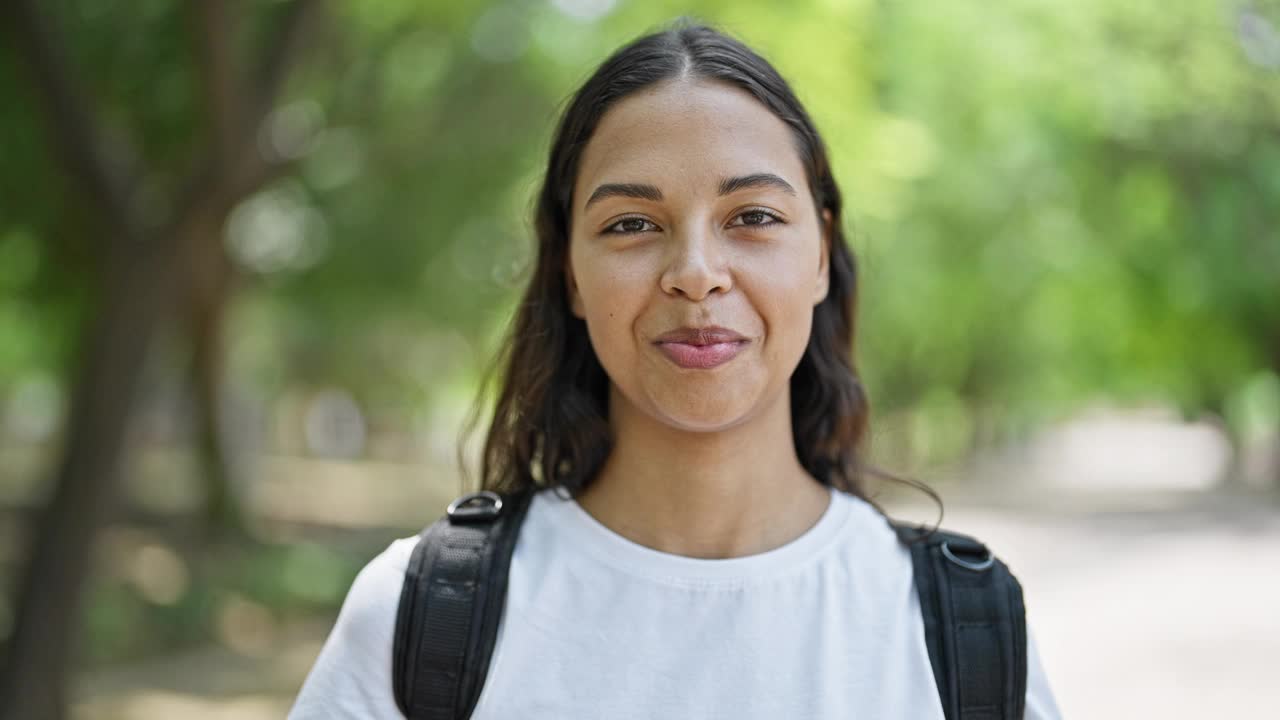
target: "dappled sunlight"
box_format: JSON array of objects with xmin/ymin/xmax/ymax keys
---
[
  {"xmin": 126, "ymin": 543, "xmax": 190, "ymax": 607},
  {"xmin": 216, "ymin": 595, "xmax": 278, "ymax": 658}
]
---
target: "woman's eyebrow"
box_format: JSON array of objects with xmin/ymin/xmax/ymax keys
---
[
  {"xmin": 584, "ymin": 182, "xmax": 663, "ymax": 209},
  {"xmin": 718, "ymin": 172, "xmax": 797, "ymax": 196}
]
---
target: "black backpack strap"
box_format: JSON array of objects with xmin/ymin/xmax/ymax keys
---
[
  {"xmin": 892, "ymin": 522, "xmax": 1027, "ymax": 720},
  {"xmin": 393, "ymin": 488, "xmax": 535, "ymax": 720}
]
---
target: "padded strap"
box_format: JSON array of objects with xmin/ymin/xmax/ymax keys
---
[
  {"xmin": 893, "ymin": 522, "xmax": 1027, "ymax": 720},
  {"xmin": 394, "ymin": 488, "xmax": 535, "ymax": 720}
]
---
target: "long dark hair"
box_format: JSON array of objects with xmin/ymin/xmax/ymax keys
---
[{"xmin": 462, "ymin": 20, "xmax": 938, "ymax": 515}]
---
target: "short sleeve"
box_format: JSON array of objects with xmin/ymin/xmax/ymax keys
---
[
  {"xmin": 288, "ymin": 537, "xmax": 418, "ymax": 720},
  {"xmin": 1025, "ymin": 623, "xmax": 1064, "ymax": 720}
]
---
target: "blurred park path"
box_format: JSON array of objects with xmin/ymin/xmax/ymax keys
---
[
  {"xmin": 73, "ymin": 619, "xmax": 326, "ymax": 720},
  {"xmin": 68, "ymin": 478, "xmax": 1280, "ymax": 719},
  {"xmin": 918, "ymin": 488, "xmax": 1280, "ymax": 718}
]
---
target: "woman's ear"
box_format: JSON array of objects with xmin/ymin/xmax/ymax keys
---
[
  {"xmin": 814, "ymin": 208, "xmax": 832, "ymax": 306},
  {"xmin": 565, "ymin": 257, "xmax": 585, "ymax": 318}
]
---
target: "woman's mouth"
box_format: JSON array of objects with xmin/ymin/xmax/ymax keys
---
[{"xmin": 655, "ymin": 340, "xmax": 748, "ymax": 370}]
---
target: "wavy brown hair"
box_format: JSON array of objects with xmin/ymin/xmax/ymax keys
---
[{"xmin": 461, "ymin": 21, "xmax": 938, "ymax": 515}]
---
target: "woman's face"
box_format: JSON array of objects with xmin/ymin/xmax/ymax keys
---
[{"xmin": 566, "ymin": 78, "xmax": 830, "ymax": 432}]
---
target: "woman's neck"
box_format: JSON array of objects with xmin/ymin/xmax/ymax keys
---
[{"xmin": 573, "ymin": 383, "xmax": 832, "ymax": 559}]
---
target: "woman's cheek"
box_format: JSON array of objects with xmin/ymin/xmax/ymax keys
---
[{"xmin": 580, "ymin": 268, "xmax": 641, "ymax": 346}]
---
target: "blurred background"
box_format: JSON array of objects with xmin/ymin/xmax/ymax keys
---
[{"xmin": 1, "ymin": 0, "xmax": 1277, "ymax": 718}]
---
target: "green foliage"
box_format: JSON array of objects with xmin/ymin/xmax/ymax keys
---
[
  {"xmin": 2, "ymin": 0, "xmax": 1277, "ymax": 463},
  {"xmin": 850, "ymin": 0, "xmax": 1280, "ymax": 448}
]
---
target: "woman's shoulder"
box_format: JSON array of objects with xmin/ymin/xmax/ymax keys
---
[
  {"xmin": 370, "ymin": 534, "xmax": 419, "ymax": 576},
  {"xmin": 830, "ymin": 489, "xmax": 915, "ymax": 553},
  {"xmin": 288, "ymin": 535, "xmax": 419, "ymax": 718},
  {"xmin": 317, "ymin": 534, "xmax": 419, "ymax": 645},
  {"xmin": 321, "ymin": 535, "xmax": 418, "ymax": 618},
  {"xmin": 332, "ymin": 534, "xmax": 419, "ymax": 612}
]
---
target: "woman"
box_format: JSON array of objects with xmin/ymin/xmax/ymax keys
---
[{"xmin": 290, "ymin": 21, "xmax": 1061, "ymax": 719}]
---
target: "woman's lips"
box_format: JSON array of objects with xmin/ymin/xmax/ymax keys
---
[{"xmin": 655, "ymin": 340, "xmax": 748, "ymax": 369}]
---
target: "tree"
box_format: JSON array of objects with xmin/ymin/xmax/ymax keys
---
[{"xmin": 0, "ymin": 2, "xmax": 320, "ymax": 716}]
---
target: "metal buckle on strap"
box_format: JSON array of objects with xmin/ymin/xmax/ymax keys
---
[
  {"xmin": 941, "ymin": 541, "xmax": 995, "ymax": 571},
  {"xmin": 446, "ymin": 490, "xmax": 505, "ymax": 523}
]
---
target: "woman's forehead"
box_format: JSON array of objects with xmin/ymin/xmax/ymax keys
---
[{"xmin": 574, "ymin": 79, "xmax": 810, "ymax": 207}]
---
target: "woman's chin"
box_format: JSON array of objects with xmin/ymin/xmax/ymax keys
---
[{"xmin": 647, "ymin": 398, "xmax": 757, "ymax": 433}]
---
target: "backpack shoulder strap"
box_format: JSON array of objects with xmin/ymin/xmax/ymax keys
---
[
  {"xmin": 393, "ymin": 488, "xmax": 535, "ymax": 720},
  {"xmin": 891, "ymin": 521, "xmax": 1027, "ymax": 720}
]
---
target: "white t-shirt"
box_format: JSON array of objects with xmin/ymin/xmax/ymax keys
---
[{"xmin": 290, "ymin": 485, "xmax": 1062, "ymax": 719}]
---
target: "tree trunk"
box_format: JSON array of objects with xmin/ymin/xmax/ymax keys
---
[
  {"xmin": 191, "ymin": 290, "xmax": 244, "ymax": 537},
  {"xmin": 185, "ymin": 219, "xmax": 245, "ymax": 538}
]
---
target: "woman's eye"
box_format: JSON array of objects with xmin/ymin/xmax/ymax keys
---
[
  {"xmin": 730, "ymin": 209, "xmax": 782, "ymax": 228},
  {"xmin": 604, "ymin": 217, "xmax": 657, "ymax": 234}
]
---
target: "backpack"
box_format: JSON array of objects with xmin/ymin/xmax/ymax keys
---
[{"xmin": 392, "ymin": 488, "xmax": 1028, "ymax": 720}]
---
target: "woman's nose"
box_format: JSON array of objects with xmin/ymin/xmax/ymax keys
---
[{"xmin": 659, "ymin": 224, "xmax": 733, "ymax": 301}]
